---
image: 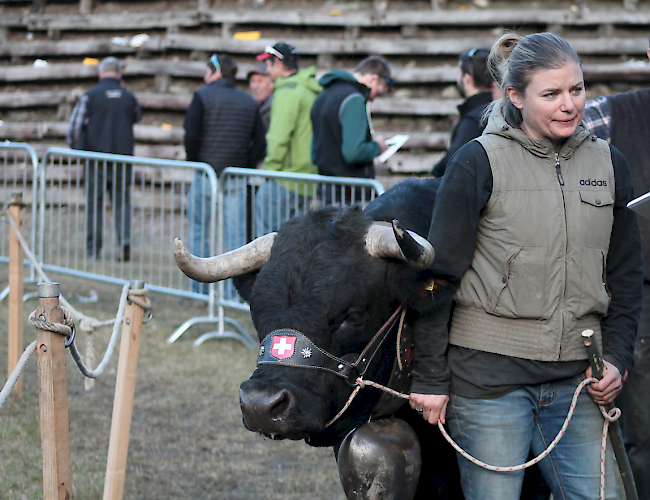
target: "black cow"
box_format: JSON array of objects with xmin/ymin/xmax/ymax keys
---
[{"xmin": 174, "ymin": 178, "xmax": 547, "ymax": 500}]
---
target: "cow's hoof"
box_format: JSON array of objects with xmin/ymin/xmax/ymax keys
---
[{"xmin": 337, "ymin": 417, "xmax": 421, "ymax": 500}]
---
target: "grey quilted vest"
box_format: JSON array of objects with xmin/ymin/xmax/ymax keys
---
[{"xmin": 450, "ymin": 107, "xmax": 615, "ymax": 362}]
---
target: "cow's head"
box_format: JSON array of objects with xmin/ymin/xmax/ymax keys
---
[{"xmin": 174, "ymin": 206, "xmax": 437, "ymax": 445}]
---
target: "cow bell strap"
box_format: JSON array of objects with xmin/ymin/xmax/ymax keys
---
[{"xmin": 257, "ymin": 305, "xmax": 405, "ymax": 386}]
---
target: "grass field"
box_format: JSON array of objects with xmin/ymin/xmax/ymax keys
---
[{"xmin": 0, "ymin": 268, "xmax": 344, "ymax": 500}]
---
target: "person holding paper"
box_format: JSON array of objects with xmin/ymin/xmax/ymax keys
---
[
  {"xmin": 431, "ymin": 48, "xmax": 496, "ymax": 178},
  {"xmin": 310, "ymin": 56, "xmax": 392, "ymax": 205}
]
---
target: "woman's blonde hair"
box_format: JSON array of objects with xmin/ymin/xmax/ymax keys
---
[{"xmin": 488, "ymin": 32, "xmax": 582, "ymax": 126}]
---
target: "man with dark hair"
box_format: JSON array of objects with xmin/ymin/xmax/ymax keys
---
[
  {"xmin": 184, "ymin": 53, "xmax": 266, "ymax": 294},
  {"xmin": 431, "ymin": 48, "xmax": 495, "ymax": 178},
  {"xmin": 67, "ymin": 56, "xmax": 141, "ymax": 262},
  {"xmin": 583, "ymin": 37, "xmax": 650, "ymax": 500},
  {"xmin": 247, "ymin": 63, "xmax": 274, "ymax": 131},
  {"xmin": 310, "ymin": 55, "xmax": 391, "ymax": 205},
  {"xmin": 254, "ymin": 42, "xmax": 322, "ymax": 235}
]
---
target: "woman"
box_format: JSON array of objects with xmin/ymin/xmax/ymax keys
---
[{"xmin": 409, "ymin": 32, "xmax": 643, "ymax": 499}]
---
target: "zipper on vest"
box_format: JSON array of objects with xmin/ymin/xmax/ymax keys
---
[{"xmin": 555, "ymin": 153, "xmax": 564, "ymax": 186}]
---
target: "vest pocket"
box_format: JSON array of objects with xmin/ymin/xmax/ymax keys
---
[
  {"xmin": 488, "ymin": 245, "xmax": 556, "ymax": 319},
  {"xmin": 577, "ymin": 247, "xmax": 610, "ymax": 317}
]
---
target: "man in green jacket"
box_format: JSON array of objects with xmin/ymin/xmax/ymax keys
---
[{"xmin": 254, "ymin": 42, "xmax": 322, "ymax": 236}]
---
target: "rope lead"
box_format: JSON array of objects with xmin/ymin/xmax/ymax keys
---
[{"xmin": 337, "ymin": 376, "xmax": 617, "ymax": 500}]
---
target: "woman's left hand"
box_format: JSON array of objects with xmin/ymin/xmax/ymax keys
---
[{"xmin": 585, "ymin": 360, "xmax": 622, "ymax": 405}]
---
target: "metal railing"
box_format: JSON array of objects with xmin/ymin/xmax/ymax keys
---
[
  {"xmin": 38, "ymin": 148, "xmax": 221, "ymax": 304},
  {"xmin": 167, "ymin": 167, "xmax": 385, "ymax": 346},
  {"xmin": 0, "ymin": 142, "xmax": 40, "ymax": 301},
  {"xmin": 2, "ymin": 143, "xmax": 387, "ymax": 349}
]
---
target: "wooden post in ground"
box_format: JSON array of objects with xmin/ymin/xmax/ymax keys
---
[
  {"xmin": 8, "ymin": 191, "xmax": 25, "ymax": 397},
  {"xmin": 35, "ymin": 282, "xmax": 73, "ymax": 500},
  {"xmin": 103, "ymin": 280, "xmax": 147, "ymax": 500}
]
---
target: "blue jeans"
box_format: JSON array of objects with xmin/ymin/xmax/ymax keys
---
[
  {"xmin": 254, "ymin": 180, "xmax": 308, "ymax": 237},
  {"xmin": 187, "ymin": 171, "xmax": 246, "ymax": 295},
  {"xmin": 446, "ymin": 376, "xmax": 617, "ymax": 500}
]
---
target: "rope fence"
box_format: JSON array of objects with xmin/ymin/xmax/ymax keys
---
[{"xmin": 2, "ymin": 194, "xmax": 153, "ymax": 499}]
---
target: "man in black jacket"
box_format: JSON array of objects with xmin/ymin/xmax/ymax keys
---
[
  {"xmin": 583, "ymin": 37, "xmax": 650, "ymax": 500},
  {"xmin": 183, "ymin": 53, "xmax": 266, "ymax": 294},
  {"xmin": 67, "ymin": 56, "xmax": 141, "ymax": 261},
  {"xmin": 311, "ymin": 56, "xmax": 391, "ymax": 205},
  {"xmin": 430, "ymin": 48, "xmax": 494, "ymax": 178}
]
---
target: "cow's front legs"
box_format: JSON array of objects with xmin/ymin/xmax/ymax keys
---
[{"xmin": 336, "ymin": 417, "xmax": 421, "ymax": 500}]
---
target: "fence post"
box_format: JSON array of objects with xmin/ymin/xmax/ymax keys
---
[
  {"xmin": 103, "ymin": 280, "xmax": 147, "ymax": 500},
  {"xmin": 35, "ymin": 282, "xmax": 73, "ymax": 500},
  {"xmin": 8, "ymin": 191, "xmax": 25, "ymax": 397}
]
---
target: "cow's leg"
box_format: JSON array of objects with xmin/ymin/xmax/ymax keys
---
[{"xmin": 337, "ymin": 417, "xmax": 421, "ymax": 500}]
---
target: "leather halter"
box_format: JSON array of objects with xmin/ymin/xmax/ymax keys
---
[{"xmin": 257, "ymin": 306, "xmax": 405, "ymax": 387}]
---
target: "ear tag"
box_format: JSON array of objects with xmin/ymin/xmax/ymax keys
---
[{"xmin": 424, "ymin": 279, "xmax": 435, "ymax": 291}]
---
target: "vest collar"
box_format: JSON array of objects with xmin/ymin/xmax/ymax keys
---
[{"xmin": 484, "ymin": 103, "xmax": 591, "ymax": 160}]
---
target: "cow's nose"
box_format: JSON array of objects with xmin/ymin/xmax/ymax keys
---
[{"xmin": 239, "ymin": 385, "xmax": 294, "ymax": 434}]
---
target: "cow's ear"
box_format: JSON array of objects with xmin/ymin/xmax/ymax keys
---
[{"xmin": 233, "ymin": 272, "xmax": 258, "ymax": 302}]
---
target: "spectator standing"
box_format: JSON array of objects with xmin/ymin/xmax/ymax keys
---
[
  {"xmin": 247, "ymin": 63, "xmax": 274, "ymax": 131},
  {"xmin": 583, "ymin": 36, "xmax": 650, "ymax": 500},
  {"xmin": 67, "ymin": 56, "xmax": 141, "ymax": 262},
  {"xmin": 184, "ymin": 53, "xmax": 266, "ymax": 294},
  {"xmin": 431, "ymin": 48, "xmax": 494, "ymax": 178},
  {"xmin": 410, "ymin": 32, "xmax": 642, "ymax": 499},
  {"xmin": 254, "ymin": 42, "xmax": 322, "ymax": 236},
  {"xmin": 310, "ymin": 56, "xmax": 391, "ymax": 205}
]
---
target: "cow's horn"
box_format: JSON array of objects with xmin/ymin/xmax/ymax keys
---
[
  {"xmin": 365, "ymin": 220, "xmax": 435, "ymax": 270},
  {"xmin": 173, "ymin": 232, "xmax": 276, "ymax": 283}
]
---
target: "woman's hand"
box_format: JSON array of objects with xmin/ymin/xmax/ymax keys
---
[
  {"xmin": 586, "ymin": 360, "xmax": 622, "ymax": 405},
  {"xmin": 409, "ymin": 393, "xmax": 450, "ymax": 425}
]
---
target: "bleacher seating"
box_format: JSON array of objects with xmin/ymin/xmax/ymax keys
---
[{"xmin": 1, "ymin": 0, "xmax": 650, "ymax": 186}]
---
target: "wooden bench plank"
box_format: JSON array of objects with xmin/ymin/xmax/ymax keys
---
[
  {"xmin": 0, "ymin": 90, "xmax": 462, "ymax": 117},
  {"xmin": 2, "ymin": 34, "xmax": 647, "ymax": 58},
  {"xmin": 2, "ymin": 61, "xmax": 649, "ymax": 87},
  {"xmin": 0, "ymin": 121, "xmax": 183, "ymax": 142},
  {"xmin": 3, "ymin": 8, "xmax": 650, "ymax": 31},
  {"xmin": 0, "ymin": 121, "xmax": 450, "ymax": 151},
  {"xmin": 164, "ymin": 34, "xmax": 650, "ymax": 57}
]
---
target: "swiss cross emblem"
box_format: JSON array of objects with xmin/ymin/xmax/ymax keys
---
[{"xmin": 271, "ymin": 335, "xmax": 296, "ymax": 359}]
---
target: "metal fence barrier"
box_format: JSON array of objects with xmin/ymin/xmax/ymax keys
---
[
  {"xmin": 1, "ymin": 143, "xmax": 386, "ymax": 348},
  {"xmin": 0, "ymin": 142, "xmax": 40, "ymax": 301},
  {"xmin": 167, "ymin": 167, "xmax": 385, "ymax": 346},
  {"xmin": 37, "ymin": 148, "xmax": 232, "ymax": 314}
]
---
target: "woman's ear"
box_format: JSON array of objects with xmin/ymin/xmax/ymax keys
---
[{"xmin": 507, "ymin": 86, "xmax": 524, "ymax": 109}]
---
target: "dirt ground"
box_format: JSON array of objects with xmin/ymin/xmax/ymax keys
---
[{"xmin": 0, "ymin": 268, "xmax": 345, "ymax": 500}]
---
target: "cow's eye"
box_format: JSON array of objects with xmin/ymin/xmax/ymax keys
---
[{"xmin": 328, "ymin": 310, "xmax": 349, "ymax": 330}]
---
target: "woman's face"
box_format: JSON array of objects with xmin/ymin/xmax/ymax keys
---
[{"xmin": 507, "ymin": 61, "xmax": 585, "ymax": 142}]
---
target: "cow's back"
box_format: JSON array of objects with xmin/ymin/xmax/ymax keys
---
[{"xmin": 364, "ymin": 178, "xmax": 441, "ymax": 236}]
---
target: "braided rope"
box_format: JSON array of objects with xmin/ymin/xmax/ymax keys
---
[
  {"xmin": 3, "ymin": 212, "xmax": 148, "ymax": 384},
  {"xmin": 67, "ymin": 284, "xmax": 130, "ymax": 379},
  {"xmin": 337, "ymin": 376, "xmax": 617, "ymax": 500},
  {"xmin": 0, "ymin": 341, "xmax": 37, "ymax": 410},
  {"xmin": 28, "ymin": 307, "xmax": 75, "ymax": 337},
  {"xmin": 127, "ymin": 288, "xmax": 151, "ymax": 311}
]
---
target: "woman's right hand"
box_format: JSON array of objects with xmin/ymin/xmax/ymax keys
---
[{"xmin": 409, "ymin": 393, "xmax": 450, "ymax": 425}]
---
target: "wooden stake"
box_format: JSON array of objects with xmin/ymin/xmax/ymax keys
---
[
  {"xmin": 103, "ymin": 281, "xmax": 147, "ymax": 500},
  {"xmin": 8, "ymin": 192, "xmax": 25, "ymax": 397},
  {"xmin": 35, "ymin": 283, "xmax": 73, "ymax": 500}
]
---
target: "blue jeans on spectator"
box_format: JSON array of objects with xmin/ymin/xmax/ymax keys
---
[
  {"xmin": 446, "ymin": 375, "xmax": 617, "ymax": 500},
  {"xmin": 255, "ymin": 180, "xmax": 307, "ymax": 237},
  {"xmin": 187, "ymin": 171, "xmax": 246, "ymax": 296}
]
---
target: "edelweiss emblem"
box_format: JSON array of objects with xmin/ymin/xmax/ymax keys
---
[
  {"xmin": 301, "ymin": 348, "xmax": 312, "ymax": 359},
  {"xmin": 258, "ymin": 345, "xmax": 265, "ymax": 357}
]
